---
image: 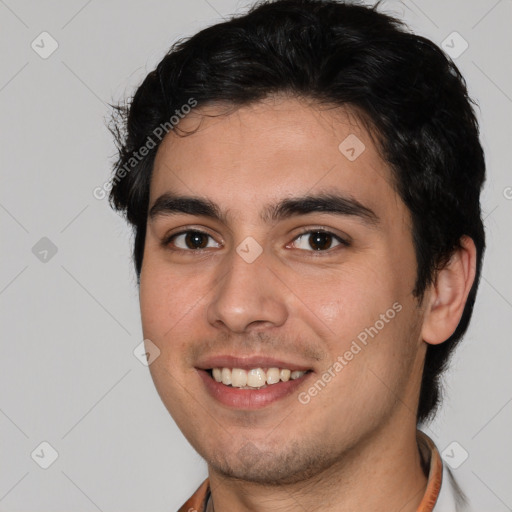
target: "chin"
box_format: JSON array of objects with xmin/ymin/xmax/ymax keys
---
[{"xmin": 205, "ymin": 438, "xmax": 339, "ymax": 486}]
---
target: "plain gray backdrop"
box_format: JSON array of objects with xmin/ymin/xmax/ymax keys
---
[{"xmin": 1, "ymin": 0, "xmax": 511, "ymax": 510}]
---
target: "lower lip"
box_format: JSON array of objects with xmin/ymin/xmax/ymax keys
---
[{"xmin": 197, "ymin": 369, "xmax": 312, "ymax": 409}]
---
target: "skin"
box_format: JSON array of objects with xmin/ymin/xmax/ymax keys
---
[{"xmin": 139, "ymin": 96, "xmax": 476, "ymax": 512}]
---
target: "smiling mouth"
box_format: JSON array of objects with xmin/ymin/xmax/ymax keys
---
[{"xmin": 207, "ymin": 367, "xmax": 312, "ymax": 389}]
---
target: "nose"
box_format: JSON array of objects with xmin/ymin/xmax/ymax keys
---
[{"xmin": 206, "ymin": 248, "xmax": 288, "ymax": 334}]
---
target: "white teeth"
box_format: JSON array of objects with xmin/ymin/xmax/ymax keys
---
[
  {"xmin": 247, "ymin": 368, "xmax": 266, "ymax": 388},
  {"xmin": 280, "ymin": 369, "xmax": 291, "ymax": 382},
  {"xmin": 210, "ymin": 367, "xmax": 308, "ymax": 388},
  {"xmin": 221, "ymin": 368, "xmax": 232, "ymax": 386},
  {"xmin": 266, "ymin": 367, "xmax": 280, "ymax": 384},
  {"xmin": 231, "ymin": 368, "xmax": 247, "ymax": 388}
]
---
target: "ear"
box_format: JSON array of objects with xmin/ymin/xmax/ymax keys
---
[{"xmin": 421, "ymin": 235, "xmax": 477, "ymax": 346}]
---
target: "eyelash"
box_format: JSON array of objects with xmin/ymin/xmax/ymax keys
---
[{"xmin": 162, "ymin": 228, "xmax": 350, "ymax": 255}]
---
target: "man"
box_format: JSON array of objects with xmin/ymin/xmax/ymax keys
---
[{"xmin": 108, "ymin": 1, "xmax": 486, "ymax": 510}]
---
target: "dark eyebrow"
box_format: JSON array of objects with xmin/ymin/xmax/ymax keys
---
[
  {"xmin": 261, "ymin": 192, "xmax": 379, "ymax": 226},
  {"xmin": 149, "ymin": 194, "xmax": 228, "ymax": 223},
  {"xmin": 148, "ymin": 191, "xmax": 379, "ymax": 227}
]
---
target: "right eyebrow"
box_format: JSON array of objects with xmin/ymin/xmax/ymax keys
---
[{"xmin": 149, "ymin": 193, "xmax": 228, "ymax": 223}]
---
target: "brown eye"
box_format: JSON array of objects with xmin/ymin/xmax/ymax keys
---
[
  {"xmin": 167, "ymin": 230, "xmax": 219, "ymax": 250},
  {"xmin": 308, "ymin": 232, "xmax": 334, "ymax": 251},
  {"xmin": 291, "ymin": 230, "xmax": 348, "ymax": 252}
]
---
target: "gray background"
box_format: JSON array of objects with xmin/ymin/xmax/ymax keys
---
[{"xmin": 1, "ymin": 0, "xmax": 511, "ymax": 510}]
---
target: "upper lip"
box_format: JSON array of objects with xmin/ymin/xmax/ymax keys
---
[{"xmin": 195, "ymin": 355, "xmax": 313, "ymax": 372}]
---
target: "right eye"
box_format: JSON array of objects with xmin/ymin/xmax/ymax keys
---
[{"xmin": 165, "ymin": 230, "xmax": 222, "ymax": 251}]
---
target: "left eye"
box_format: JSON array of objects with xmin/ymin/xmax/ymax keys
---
[{"xmin": 290, "ymin": 231, "xmax": 347, "ymax": 251}]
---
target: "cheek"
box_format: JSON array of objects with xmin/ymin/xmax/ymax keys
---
[
  {"xmin": 303, "ymin": 259, "xmax": 417, "ymax": 383},
  {"xmin": 306, "ymin": 264, "xmax": 395, "ymax": 340},
  {"xmin": 139, "ymin": 265, "xmax": 169, "ymax": 338},
  {"xmin": 316, "ymin": 304, "xmax": 421, "ymax": 426},
  {"xmin": 139, "ymin": 261, "xmax": 205, "ymax": 416},
  {"xmin": 139, "ymin": 258, "xmax": 199, "ymax": 340}
]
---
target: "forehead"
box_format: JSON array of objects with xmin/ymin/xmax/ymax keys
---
[{"xmin": 149, "ymin": 96, "xmax": 405, "ymax": 227}]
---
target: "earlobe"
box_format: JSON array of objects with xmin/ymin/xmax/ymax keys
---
[{"xmin": 421, "ymin": 235, "xmax": 477, "ymax": 346}]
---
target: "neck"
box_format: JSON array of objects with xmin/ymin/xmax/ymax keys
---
[{"xmin": 206, "ymin": 421, "xmax": 428, "ymax": 512}]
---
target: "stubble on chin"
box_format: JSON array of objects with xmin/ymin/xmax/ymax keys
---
[{"xmin": 205, "ymin": 437, "xmax": 345, "ymax": 486}]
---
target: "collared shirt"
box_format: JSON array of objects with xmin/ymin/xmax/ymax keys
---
[{"xmin": 177, "ymin": 429, "xmax": 467, "ymax": 512}]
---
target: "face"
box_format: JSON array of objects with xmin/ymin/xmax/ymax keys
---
[{"xmin": 140, "ymin": 96, "xmax": 427, "ymax": 484}]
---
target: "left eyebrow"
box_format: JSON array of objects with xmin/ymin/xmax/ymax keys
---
[
  {"xmin": 261, "ymin": 192, "xmax": 380, "ymax": 227},
  {"xmin": 148, "ymin": 191, "xmax": 380, "ymax": 228}
]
